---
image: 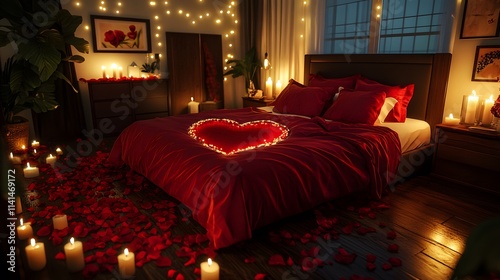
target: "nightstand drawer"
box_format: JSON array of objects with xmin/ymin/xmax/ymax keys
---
[{"xmin": 436, "ymin": 144, "xmax": 500, "ymax": 171}]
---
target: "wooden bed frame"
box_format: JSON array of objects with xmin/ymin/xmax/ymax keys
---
[{"xmin": 304, "ymin": 53, "xmax": 452, "ymax": 182}]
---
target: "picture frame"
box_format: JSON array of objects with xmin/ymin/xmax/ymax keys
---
[
  {"xmin": 90, "ymin": 15, "xmax": 151, "ymax": 53},
  {"xmin": 471, "ymin": 45, "xmax": 500, "ymax": 82},
  {"xmin": 460, "ymin": 0, "xmax": 500, "ymax": 39}
]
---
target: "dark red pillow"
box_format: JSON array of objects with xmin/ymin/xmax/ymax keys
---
[
  {"xmin": 272, "ymin": 83, "xmax": 333, "ymax": 117},
  {"xmin": 322, "ymin": 90, "xmax": 386, "ymax": 125},
  {"xmin": 309, "ymin": 74, "xmax": 360, "ymax": 92},
  {"xmin": 355, "ymin": 78, "xmax": 414, "ymax": 122}
]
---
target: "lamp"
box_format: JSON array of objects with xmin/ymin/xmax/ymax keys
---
[{"xmin": 263, "ymin": 52, "xmax": 271, "ymax": 70}]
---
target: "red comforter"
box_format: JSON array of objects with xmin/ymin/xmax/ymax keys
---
[{"xmin": 107, "ymin": 108, "xmax": 401, "ymax": 249}]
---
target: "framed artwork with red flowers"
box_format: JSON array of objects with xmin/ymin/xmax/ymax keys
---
[
  {"xmin": 90, "ymin": 15, "xmax": 151, "ymax": 53},
  {"xmin": 472, "ymin": 45, "xmax": 500, "ymax": 82}
]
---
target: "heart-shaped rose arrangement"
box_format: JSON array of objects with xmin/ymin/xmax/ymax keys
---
[{"xmin": 188, "ymin": 118, "xmax": 289, "ymax": 155}]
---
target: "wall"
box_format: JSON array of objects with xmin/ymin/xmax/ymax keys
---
[
  {"xmin": 60, "ymin": 0, "xmax": 242, "ymax": 129},
  {"xmin": 445, "ymin": 0, "xmax": 500, "ymax": 121}
]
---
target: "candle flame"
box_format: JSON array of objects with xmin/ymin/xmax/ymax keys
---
[
  {"xmin": 10, "ymin": 152, "xmax": 13, "ymax": 158},
  {"xmin": 124, "ymin": 248, "xmax": 129, "ymax": 256},
  {"xmin": 56, "ymin": 147, "xmax": 61, "ymax": 151},
  {"xmin": 191, "ymin": 97, "xmax": 194, "ymax": 102},
  {"xmin": 102, "ymin": 66, "xmax": 106, "ymax": 70},
  {"xmin": 472, "ymin": 90, "xmax": 477, "ymax": 96},
  {"xmin": 33, "ymin": 149, "xmax": 37, "ymax": 154},
  {"xmin": 22, "ymin": 145, "xmax": 26, "ymax": 150},
  {"xmin": 449, "ymin": 113, "xmax": 453, "ymax": 118},
  {"xmin": 27, "ymin": 162, "xmax": 31, "ymax": 168},
  {"xmin": 208, "ymin": 258, "xmax": 212, "ymax": 266},
  {"xmin": 489, "ymin": 95, "xmax": 494, "ymax": 101},
  {"xmin": 30, "ymin": 238, "xmax": 36, "ymax": 247},
  {"xmin": 49, "ymin": 154, "xmax": 53, "ymax": 158},
  {"xmin": 20, "ymin": 218, "xmax": 24, "ymax": 226},
  {"xmin": 70, "ymin": 237, "xmax": 75, "ymax": 245}
]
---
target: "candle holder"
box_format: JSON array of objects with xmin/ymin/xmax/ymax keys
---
[{"xmin": 460, "ymin": 94, "xmax": 481, "ymax": 125}]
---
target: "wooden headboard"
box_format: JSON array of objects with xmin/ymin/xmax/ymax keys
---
[{"xmin": 304, "ymin": 54, "xmax": 452, "ymax": 130}]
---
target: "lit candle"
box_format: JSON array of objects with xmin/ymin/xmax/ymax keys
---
[
  {"xmin": 45, "ymin": 154, "xmax": 56, "ymax": 167},
  {"xmin": 25, "ymin": 238, "xmax": 46, "ymax": 271},
  {"xmin": 23, "ymin": 163, "xmax": 39, "ymax": 178},
  {"xmin": 112, "ymin": 64, "xmax": 117, "ymax": 79},
  {"xmin": 101, "ymin": 66, "xmax": 106, "ymax": 79},
  {"xmin": 265, "ymin": 77, "xmax": 273, "ymax": 99},
  {"xmin": 118, "ymin": 66, "xmax": 123, "ymax": 78},
  {"xmin": 200, "ymin": 258, "xmax": 219, "ymax": 280},
  {"xmin": 31, "ymin": 140, "xmax": 40, "ymax": 148},
  {"xmin": 444, "ymin": 113, "xmax": 460, "ymax": 125},
  {"xmin": 9, "ymin": 152, "xmax": 22, "ymax": 165},
  {"xmin": 188, "ymin": 97, "xmax": 199, "ymax": 114},
  {"xmin": 56, "ymin": 147, "xmax": 63, "ymax": 155},
  {"xmin": 275, "ymin": 80, "xmax": 283, "ymax": 97},
  {"xmin": 52, "ymin": 214, "xmax": 68, "ymax": 230},
  {"xmin": 33, "ymin": 149, "xmax": 37, "ymax": 155},
  {"xmin": 64, "ymin": 237, "xmax": 85, "ymax": 272},
  {"xmin": 118, "ymin": 248, "xmax": 135, "ymax": 278},
  {"xmin": 482, "ymin": 95, "xmax": 494, "ymax": 126},
  {"xmin": 21, "ymin": 145, "xmax": 27, "ymax": 153},
  {"xmin": 464, "ymin": 90, "xmax": 479, "ymax": 124},
  {"xmin": 17, "ymin": 218, "xmax": 33, "ymax": 240}
]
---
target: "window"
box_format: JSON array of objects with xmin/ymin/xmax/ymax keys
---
[{"xmin": 323, "ymin": 0, "xmax": 448, "ymax": 54}]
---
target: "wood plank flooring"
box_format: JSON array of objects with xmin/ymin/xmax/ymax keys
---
[{"xmin": 3, "ymin": 152, "xmax": 499, "ymax": 280}]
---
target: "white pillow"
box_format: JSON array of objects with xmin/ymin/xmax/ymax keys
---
[{"xmin": 376, "ymin": 97, "xmax": 398, "ymax": 124}]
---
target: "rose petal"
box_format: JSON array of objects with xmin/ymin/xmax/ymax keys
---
[
  {"xmin": 245, "ymin": 256, "xmax": 256, "ymax": 263},
  {"xmin": 388, "ymin": 244, "xmax": 399, "ymax": 253},
  {"xmin": 387, "ymin": 231, "xmax": 397, "ymax": 240},
  {"xmin": 382, "ymin": 263, "xmax": 392, "ymax": 270},
  {"xmin": 156, "ymin": 256, "xmax": 172, "ymax": 267},
  {"xmin": 255, "ymin": 273, "xmax": 267, "ymax": 280},
  {"xmin": 366, "ymin": 262, "xmax": 376, "ymax": 271},
  {"xmin": 366, "ymin": 253, "xmax": 377, "ymax": 263},
  {"xmin": 167, "ymin": 269, "xmax": 177, "ymax": 278},
  {"xmin": 37, "ymin": 225, "xmax": 52, "ymax": 236},
  {"xmin": 268, "ymin": 254, "xmax": 286, "ymax": 266},
  {"xmin": 55, "ymin": 252, "xmax": 66, "ymax": 260},
  {"xmin": 388, "ymin": 257, "xmax": 402, "ymax": 267}
]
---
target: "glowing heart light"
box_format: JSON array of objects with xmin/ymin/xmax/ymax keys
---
[{"xmin": 188, "ymin": 118, "xmax": 289, "ymax": 155}]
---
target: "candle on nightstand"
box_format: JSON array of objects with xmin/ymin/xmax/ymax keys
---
[
  {"xmin": 265, "ymin": 77, "xmax": 273, "ymax": 99},
  {"xmin": 25, "ymin": 238, "xmax": 46, "ymax": 271},
  {"xmin": 444, "ymin": 113, "xmax": 460, "ymax": 125},
  {"xmin": 118, "ymin": 248, "xmax": 135, "ymax": 278},
  {"xmin": 464, "ymin": 90, "xmax": 479, "ymax": 124},
  {"xmin": 52, "ymin": 214, "xmax": 68, "ymax": 230},
  {"xmin": 17, "ymin": 218, "xmax": 33, "ymax": 240},
  {"xmin": 64, "ymin": 237, "xmax": 85, "ymax": 272},
  {"xmin": 482, "ymin": 95, "xmax": 494, "ymax": 126},
  {"xmin": 188, "ymin": 97, "xmax": 199, "ymax": 114},
  {"xmin": 10, "ymin": 152, "xmax": 21, "ymax": 165},
  {"xmin": 111, "ymin": 64, "xmax": 117, "ymax": 79},
  {"xmin": 45, "ymin": 154, "xmax": 56, "ymax": 167},
  {"xmin": 200, "ymin": 258, "xmax": 219, "ymax": 280},
  {"xmin": 23, "ymin": 163, "xmax": 39, "ymax": 178}
]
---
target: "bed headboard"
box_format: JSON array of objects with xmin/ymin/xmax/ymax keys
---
[{"xmin": 304, "ymin": 54, "xmax": 452, "ymax": 130}]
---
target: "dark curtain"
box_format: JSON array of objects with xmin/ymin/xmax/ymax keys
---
[{"xmin": 239, "ymin": 0, "xmax": 264, "ymax": 89}]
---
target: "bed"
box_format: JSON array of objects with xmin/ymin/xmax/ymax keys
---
[{"xmin": 107, "ymin": 53, "xmax": 452, "ymax": 249}]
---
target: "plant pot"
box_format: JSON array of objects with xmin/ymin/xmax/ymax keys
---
[{"xmin": 2, "ymin": 117, "xmax": 29, "ymax": 152}]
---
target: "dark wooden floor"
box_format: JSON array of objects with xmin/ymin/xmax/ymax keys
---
[{"xmin": 3, "ymin": 142, "xmax": 500, "ymax": 280}]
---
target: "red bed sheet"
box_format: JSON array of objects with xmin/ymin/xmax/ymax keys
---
[{"xmin": 107, "ymin": 108, "xmax": 401, "ymax": 249}]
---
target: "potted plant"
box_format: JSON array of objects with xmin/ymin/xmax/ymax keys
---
[
  {"xmin": 0, "ymin": 1, "xmax": 89, "ymax": 151},
  {"xmin": 224, "ymin": 47, "xmax": 261, "ymax": 96}
]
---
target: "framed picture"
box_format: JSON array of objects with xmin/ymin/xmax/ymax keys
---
[
  {"xmin": 460, "ymin": 0, "xmax": 500, "ymax": 39},
  {"xmin": 90, "ymin": 15, "xmax": 151, "ymax": 53},
  {"xmin": 472, "ymin": 46, "xmax": 500, "ymax": 82}
]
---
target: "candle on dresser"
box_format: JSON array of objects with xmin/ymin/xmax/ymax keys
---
[
  {"xmin": 265, "ymin": 77, "xmax": 273, "ymax": 99},
  {"xmin": 118, "ymin": 248, "xmax": 135, "ymax": 278},
  {"xmin": 482, "ymin": 95, "xmax": 494, "ymax": 125},
  {"xmin": 464, "ymin": 90, "xmax": 479, "ymax": 124},
  {"xmin": 23, "ymin": 163, "xmax": 39, "ymax": 178},
  {"xmin": 444, "ymin": 113, "xmax": 460, "ymax": 125},
  {"xmin": 31, "ymin": 140, "xmax": 40, "ymax": 149},
  {"xmin": 200, "ymin": 258, "xmax": 219, "ymax": 280},
  {"xmin": 118, "ymin": 66, "xmax": 123, "ymax": 79},
  {"xmin": 9, "ymin": 152, "xmax": 21, "ymax": 165},
  {"xmin": 111, "ymin": 64, "xmax": 117, "ymax": 79},
  {"xmin": 64, "ymin": 237, "xmax": 85, "ymax": 272},
  {"xmin": 188, "ymin": 97, "xmax": 199, "ymax": 114},
  {"xmin": 17, "ymin": 218, "xmax": 33, "ymax": 240},
  {"xmin": 52, "ymin": 214, "xmax": 68, "ymax": 230},
  {"xmin": 101, "ymin": 66, "xmax": 106, "ymax": 79},
  {"xmin": 45, "ymin": 154, "xmax": 56, "ymax": 167},
  {"xmin": 25, "ymin": 238, "xmax": 46, "ymax": 271}
]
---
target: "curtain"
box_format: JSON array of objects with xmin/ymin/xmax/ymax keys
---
[{"xmin": 260, "ymin": 0, "xmax": 326, "ymax": 92}]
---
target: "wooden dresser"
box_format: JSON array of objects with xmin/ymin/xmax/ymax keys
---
[
  {"xmin": 87, "ymin": 79, "xmax": 169, "ymax": 135},
  {"xmin": 433, "ymin": 124, "xmax": 500, "ymax": 194}
]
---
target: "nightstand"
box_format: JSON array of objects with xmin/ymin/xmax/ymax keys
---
[
  {"xmin": 433, "ymin": 124, "xmax": 500, "ymax": 194},
  {"xmin": 242, "ymin": 97, "xmax": 274, "ymax": 108}
]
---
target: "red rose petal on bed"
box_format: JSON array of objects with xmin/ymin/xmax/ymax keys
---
[
  {"xmin": 167, "ymin": 269, "xmax": 177, "ymax": 278},
  {"xmin": 245, "ymin": 256, "xmax": 256, "ymax": 263},
  {"xmin": 156, "ymin": 256, "xmax": 172, "ymax": 267},
  {"xmin": 55, "ymin": 252, "xmax": 66, "ymax": 260},
  {"xmin": 255, "ymin": 273, "xmax": 267, "ymax": 280},
  {"xmin": 366, "ymin": 262, "xmax": 376, "ymax": 271},
  {"xmin": 366, "ymin": 254, "xmax": 377, "ymax": 263},
  {"xmin": 141, "ymin": 201, "xmax": 153, "ymax": 210},
  {"xmin": 184, "ymin": 255, "xmax": 196, "ymax": 266},
  {"xmin": 268, "ymin": 254, "xmax": 286, "ymax": 266},
  {"xmin": 382, "ymin": 263, "xmax": 392, "ymax": 270},
  {"xmin": 388, "ymin": 257, "xmax": 402, "ymax": 267},
  {"xmin": 82, "ymin": 264, "xmax": 99, "ymax": 278},
  {"xmin": 387, "ymin": 231, "xmax": 397, "ymax": 240},
  {"xmin": 37, "ymin": 225, "xmax": 51, "ymax": 236},
  {"xmin": 388, "ymin": 244, "xmax": 399, "ymax": 253}
]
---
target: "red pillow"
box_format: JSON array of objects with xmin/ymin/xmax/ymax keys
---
[
  {"xmin": 309, "ymin": 74, "xmax": 360, "ymax": 91},
  {"xmin": 272, "ymin": 83, "xmax": 333, "ymax": 117},
  {"xmin": 355, "ymin": 78, "xmax": 414, "ymax": 122},
  {"xmin": 322, "ymin": 90, "xmax": 386, "ymax": 125}
]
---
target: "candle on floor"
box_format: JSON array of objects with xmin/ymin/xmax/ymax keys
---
[
  {"xmin": 464, "ymin": 90, "xmax": 479, "ymax": 124},
  {"xmin": 200, "ymin": 258, "xmax": 219, "ymax": 280},
  {"xmin": 482, "ymin": 95, "xmax": 494, "ymax": 126},
  {"xmin": 265, "ymin": 77, "xmax": 273, "ymax": 99},
  {"xmin": 9, "ymin": 152, "xmax": 22, "ymax": 165},
  {"xmin": 64, "ymin": 237, "xmax": 85, "ymax": 272},
  {"xmin": 118, "ymin": 248, "xmax": 135, "ymax": 278},
  {"xmin": 45, "ymin": 154, "xmax": 56, "ymax": 167},
  {"xmin": 31, "ymin": 140, "xmax": 40, "ymax": 149},
  {"xmin": 444, "ymin": 113, "xmax": 460, "ymax": 125},
  {"xmin": 56, "ymin": 147, "xmax": 63, "ymax": 155},
  {"xmin": 23, "ymin": 163, "xmax": 39, "ymax": 178},
  {"xmin": 17, "ymin": 218, "xmax": 33, "ymax": 240},
  {"xmin": 52, "ymin": 214, "xmax": 68, "ymax": 230},
  {"xmin": 188, "ymin": 97, "xmax": 199, "ymax": 114},
  {"xmin": 25, "ymin": 238, "xmax": 46, "ymax": 271}
]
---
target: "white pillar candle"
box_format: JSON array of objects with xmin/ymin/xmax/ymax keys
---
[
  {"xmin": 23, "ymin": 163, "xmax": 39, "ymax": 178},
  {"xmin": 56, "ymin": 147, "xmax": 63, "ymax": 155},
  {"xmin": 64, "ymin": 237, "xmax": 85, "ymax": 272},
  {"xmin": 482, "ymin": 95, "xmax": 494, "ymax": 125},
  {"xmin": 118, "ymin": 248, "xmax": 135, "ymax": 278},
  {"xmin": 31, "ymin": 140, "xmax": 40, "ymax": 149},
  {"xmin": 200, "ymin": 258, "xmax": 219, "ymax": 280},
  {"xmin": 112, "ymin": 64, "xmax": 117, "ymax": 79},
  {"xmin": 45, "ymin": 154, "xmax": 56, "ymax": 167},
  {"xmin": 118, "ymin": 66, "xmax": 123, "ymax": 78},
  {"xmin": 17, "ymin": 218, "xmax": 33, "ymax": 240},
  {"xmin": 265, "ymin": 77, "xmax": 273, "ymax": 99},
  {"xmin": 444, "ymin": 113, "xmax": 460, "ymax": 125},
  {"xmin": 188, "ymin": 97, "xmax": 199, "ymax": 114},
  {"xmin": 101, "ymin": 66, "xmax": 106, "ymax": 79},
  {"xmin": 275, "ymin": 80, "xmax": 283, "ymax": 97},
  {"xmin": 52, "ymin": 214, "xmax": 68, "ymax": 230},
  {"xmin": 25, "ymin": 238, "xmax": 46, "ymax": 271},
  {"xmin": 9, "ymin": 152, "xmax": 22, "ymax": 165},
  {"xmin": 464, "ymin": 90, "xmax": 479, "ymax": 124}
]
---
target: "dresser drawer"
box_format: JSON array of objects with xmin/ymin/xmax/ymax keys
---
[{"xmin": 89, "ymin": 83, "xmax": 130, "ymax": 100}]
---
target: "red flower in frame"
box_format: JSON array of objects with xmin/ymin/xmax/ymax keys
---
[
  {"xmin": 104, "ymin": 30, "xmax": 126, "ymax": 47},
  {"xmin": 127, "ymin": 25, "xmax": 137, "ymax": 40}
]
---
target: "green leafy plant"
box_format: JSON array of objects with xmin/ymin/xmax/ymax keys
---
[
  {"xmin": 0, "ymin": 1, "xmax": 89, "ymax": 124},
  {"xmin": 224, "ymin": 47, "xmax": 260, "ymax": 91},
  {"xmin": 141, "ymin": 61, "xmax": 159, "ymax": 73}
]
